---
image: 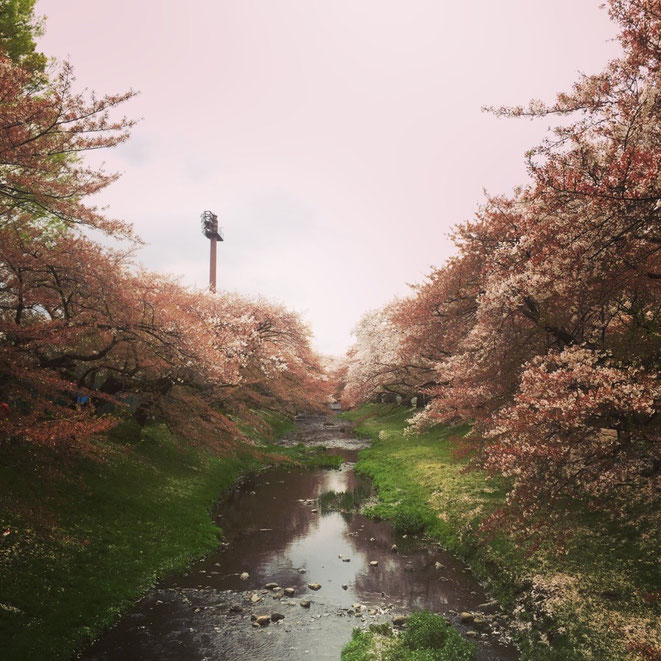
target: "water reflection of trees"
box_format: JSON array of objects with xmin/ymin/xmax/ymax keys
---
[{"xmin": 348, "ymin": 517, "xmax": 484, "ymax": 612}]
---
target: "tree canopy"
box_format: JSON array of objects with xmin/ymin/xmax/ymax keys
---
[
  {"xmin": 0, "ymin": 0, "xmax": 45, "ymax": 71},
  {"xmin": 341, "ymin": 0, "xmax": 660, "ymax": 536}
]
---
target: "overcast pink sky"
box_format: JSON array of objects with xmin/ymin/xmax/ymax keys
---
[{"xmin": 37, "ymin": 0, "xmax": 620, "ymax": 356}]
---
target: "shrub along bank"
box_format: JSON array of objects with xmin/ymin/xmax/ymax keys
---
[
  {"xmin": 342, "ymin": 404, "xmax": 660, "ymax": 661},
  {"xmin": 0, "ymin": 412, "xmax": 336, "ymax": 660}
]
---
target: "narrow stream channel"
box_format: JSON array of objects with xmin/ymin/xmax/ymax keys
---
[{"xmin": 82, "ymin": 416, "xmax": 518, "ymax": 661}]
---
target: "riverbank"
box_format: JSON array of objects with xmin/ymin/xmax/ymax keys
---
[
  {"xmin": 0, "ymin": 411, "xmax": 337, "ymax": 660},
  {"xmin": 77, "ymin": 415, "xmax": 515, "ymax": 661},
  {"xmin": 343, "ymin": 404, "xmax": 660, "ymax": 660}
]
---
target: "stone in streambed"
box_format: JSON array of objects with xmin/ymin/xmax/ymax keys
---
[
  {"xmin": 477, "ymin": 599, "xmax": 499, "ymax": 613},
  {"xmin": 240, "ymin": 572, "xmax": 249, "ymax": 581},
  {"xmin": 308, "ymin": 583, "xmax": 321, "ymax": 590},
  {"xmin": 250, "ymin": 594, "xmax": 261, "ymax": 603},
  {"xmin": 255, "ymin": 615, "xmax": 271, "ymax": 627},
  {"xmin": 300, "ymin": 599, "xmax": 311, "ymax": 608},
  {"xmin": 284, "ymin": 587, "xmax": 295, "ymax": 596},
  {"xmin": 369, "ymin": 561, "xmax": 378, "ymax": 567},
  {"xmin": 229, "ymin": 604, "xmax": 243, "ymax": 613},
  {"xmin": 265, "ymin": 582, "xmax": 279, "ymax": 590},
  {"xmin": 472, "ymin": 616, "xmax": 488, "ymax": 630},
  {"xmin": 392, "ymin": 615, "xmax": 408, "ymax": 626},
  {"xmin": 460, "ymin": 612, "xmax": 474, "ymax": 624},
  {"xmin": 271, "ymin": 613, "xmax": 285, "ymax": 622}
]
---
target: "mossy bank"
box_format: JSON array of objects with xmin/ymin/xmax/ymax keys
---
[
  {"xmin": 0, "ymin": 411, "xmax": 337, "ymax": 660},
  {"xmin": 342, "ymin": 404, "xmax": 660, "ymax": 661}
]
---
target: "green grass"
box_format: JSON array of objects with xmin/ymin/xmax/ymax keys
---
[
  {"xmin": 341, "ymin": 404, "xmax": 661, "ymax": 661},
  {"xmin": 246, "ymin": 409, "xmax": 296, "ymax": 440},
  {"xmin": 231, "ymin": 408, "xmax": 296, "ymax": 443},
  {"xmin": 342, "ymin": 612, "xmax": 475, "ymax": 661},
  {"xmin": 266, "ymin": 442, "xmax": 344, "ymax": 470},
  {"xmin": 0, "ymin": 410, "xmax": 335, "ymax": 661},
  {"xmin": 319, "ymin": 485, "xmax": 371, "ymax": 512}
]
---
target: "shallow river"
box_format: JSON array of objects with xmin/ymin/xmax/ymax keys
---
[{"xmin": 82, "ymin": 416, "xmax": 517, "ymax": 661}]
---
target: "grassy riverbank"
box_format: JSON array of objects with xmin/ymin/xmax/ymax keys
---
[
  {"xmin": 342, "ymin": 404, "xmax": 660, "ymax": 661},
  {"xmin": 343, "ymin": 613, "xmax": 476, "ymax": 661},
  {"xmin": 0, "ymin": 412, "xmax": 333, "ymax": 660}
]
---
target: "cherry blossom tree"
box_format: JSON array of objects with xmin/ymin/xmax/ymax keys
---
[
  {"xmin": 342, "ymin": 0, "xmax": 660, "ymax": 530},
  {"xmin": 341, "ymin": 300, "xmax": 431, "ymax": 407},
  {"xmin": 0, "ymin": 50, "xmax": 327, "ymax": 452}
]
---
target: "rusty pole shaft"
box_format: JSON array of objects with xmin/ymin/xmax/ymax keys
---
[{"xmin": 209, "ymin": 235, "xmax": 217, "ymax": 292}]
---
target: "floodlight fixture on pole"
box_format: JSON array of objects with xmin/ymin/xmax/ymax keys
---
[{"xmin": 200, "ymin": 210, "xmax": 223, "ymax": 292}]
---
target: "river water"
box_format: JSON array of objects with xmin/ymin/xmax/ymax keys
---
[{"xmin": 82, "ymin": 415, "xmax": 517, "ymax": 661}]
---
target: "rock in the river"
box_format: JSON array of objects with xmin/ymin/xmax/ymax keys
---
[
  {"xmin": 342, "ymin": 558, "xmax": 351, "ymax": 562},
  {"xmin": 391, "ymin": 544, "xmax": 398, "ymax": 552},
  {"xmin": 459, "ymin": 612, "xmax": 474, "ymax": 624},
  {"xmin": 342, "ymin": 584, "xmax": 348, "ymax": 590},
  {"xmin": 369, "ymin": 537, "xmax": 375, "ymax": 542},
  {"xmin": 473, "ymin": 616, "xmax": 489, "ymax": 630},
  {"xmin": 250, "ymin": 594, "xmax": 261, "ymax": 603},
  {"xmin": 392, "ymin": 615, "xmax": 408, "ymax": 626},
  {"xmin": 284, "ymin": 588, "xmax": 295, "ymax": 596},
  {"xmin": 369, "ymin": 561, "xmax": 378, "ymax": 567},
  {"xmin": 255, "ymin": 615, "xmax": 271, "ymax": 627},
  {"xmin": 477, "ymin": 599, "xmax": 499, "ymax": 613},
  {"xmin": 310, "ymin": 509, "xmax": 318, "ymax": 513},
  {"xmin": 240, "ymin": 572, "xmax": 250, "ymax": 581},
  {"xmin": 265, "ymin": 582, "xmax": 279, "ymax": 590},
  {"xmin": 300, "ymin": 599, "xmax": 311, "ymax": 608},
  {"xmin": 434, "ymin": 561, "xmax": 444, "ymax": 570},
  {"xmin": 308, "ymin": 583, "xmax": 322, "ymax": 590},
  {"xmin": 271, "ymin": 613, "xmax": 285, "ymax": 622},
  {"xmin": 229, "ymin": 605, "xmax": 243, "ymax": 613},
  {"xmin": 298, "ymin": 568, "xmax": 307, "ymax": 574}
]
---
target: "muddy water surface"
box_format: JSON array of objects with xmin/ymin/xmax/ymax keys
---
[{"xmin": 82, "ymin": 416, "xmax": 517, "ymax": 661}]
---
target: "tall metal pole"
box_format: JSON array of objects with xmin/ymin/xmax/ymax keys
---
[
  {"xmin": 209, "ymin": 235, "xmax": 217, "ymax": 292},
  {"xmin": 201, "ymin": 210, "xmax": 223, "ymax": 293}
]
